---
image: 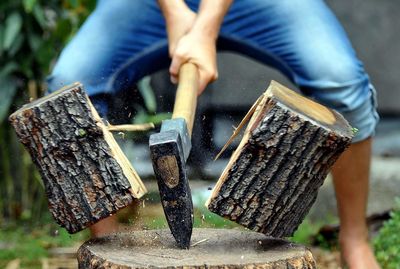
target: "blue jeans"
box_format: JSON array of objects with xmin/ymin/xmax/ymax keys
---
[{"xmin": 47, "ymin": 0, "xmax": 379, "ymax": 142}]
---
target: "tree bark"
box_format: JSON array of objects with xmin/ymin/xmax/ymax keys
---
[
  {"xmin": 207, "ymin": 81, "xmax": 353, "ymax": 238},
  {"xmin": 77, "ymin": 228, "xmax": 316, "ymax": 268},
  {"xmin": 9, "ymin": 83, "xmax": 147, "ymax": 233}
]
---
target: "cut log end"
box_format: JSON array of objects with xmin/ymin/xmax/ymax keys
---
[
  {"xmin": 207, "ymin": 81, "xmax": 353, "ymax": 238},
  {"xmin": 267, "ymin": 80, "xmax": 353, "ymax": 137},
  {"xmin": 77, "ymin": 228, "xmax": 316, "ymax": 269},
  {"xmin": 9, "ymin": 83, "xmax": 146, "ymax": 233}
]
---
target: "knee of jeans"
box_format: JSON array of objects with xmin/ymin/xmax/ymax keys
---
[
  {"xmin": 301, "ymin": 57, "xmax": 371, "ymax": 111},
  {"xmin": 45, "ymin": 53, "xmax": 90, "ymax": 94},
  {"xmin": 311, "ymin": 55, "xmax": 363, "ymax": 86},
  {"xmin": 46, "ymin": 44, "xmax": 108, "ymax": 95},
  {"xmin": 299, "ymin": 58, "xmax": 379, "ymax": 142},
  {"xmin": 339, "ymin": 86, "xmax": 380, "ymax": 143},
  {"xmin": 46, "ymin": 65, "xmax": 107, "ymax": 96},
  {"xmin": 46, "ymin": 72, "xmax": 110, "ymax": 118},
  {"xmin": 46, "ymin": 72, "xmax": 75, "ymax": 94}
]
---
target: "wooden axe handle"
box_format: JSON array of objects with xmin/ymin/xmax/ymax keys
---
[
  {"xmin": 172, "ymin": 62, "xmax": 199, "ymax": 136},
  {"xmin": 106, "ymin": 123, "xmax": 155, "ymax": 132}
]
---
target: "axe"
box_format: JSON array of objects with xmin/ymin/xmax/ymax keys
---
[{"xmin": 149, "ymin": 62, "xmax": 199, "ymax": 249}]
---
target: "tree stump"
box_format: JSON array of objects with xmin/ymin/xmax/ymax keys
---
[
  {"xmin": 77, "ymin": 228, "xmax": 316, "ymax": 268},
  {"xmin": 206, "ymin": 81, "xmax": 353, "ymax": 238},
  {"xmin": 9, "ymin": 83, "xmax": 147, "ymax": 233}
]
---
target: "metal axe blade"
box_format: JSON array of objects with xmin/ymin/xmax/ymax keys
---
[
  {"xmin": 149, "ymin": 123, "xmax": 193, "ymax": 248},
  {"xmin": 149, "ymin": 63, "xmax": 198, "ymax": 249}
]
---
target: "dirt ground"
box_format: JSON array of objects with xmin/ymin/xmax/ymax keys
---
[{"xmin": 311, "ymin": 248, "xmax": 341, "ymax": 269}]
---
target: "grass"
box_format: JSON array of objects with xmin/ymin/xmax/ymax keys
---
[
  {"xmin": 0, "ymin": 214, "xmax": 89, "ymax": 269},
  {"xmin": 373, "ymin": 198, "xmax": 400, "ymax": 268},
  {"xmin": 290, "ymin": 218, "xmax": 323, "ymax": 245}
]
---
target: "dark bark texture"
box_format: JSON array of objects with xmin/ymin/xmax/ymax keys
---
[
  {"xmin": 9, "ymin": 83, "xmax": 139, "ymax": 233},
  {"xmin": 207, "ymin": 82, "xmax": 353, "ymax": 238},
  {"xmin": 78, "ymin": 228, "xmax": 316, "ymax": 268}
]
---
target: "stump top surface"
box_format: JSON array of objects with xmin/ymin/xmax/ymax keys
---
[{"xmin": 78, "ymin": 228, "xmax": 314, "ymax": 268}]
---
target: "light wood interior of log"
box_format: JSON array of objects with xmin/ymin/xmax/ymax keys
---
[
  {"xmin": 12, "ymin": 82, "xmax": 147, "ymax": 198},
  {"xmin": 87, "ymin": 96, "xmax": 147, "ymax": 198},
  {"xmin": 268, "ymin": 81, "xmax": 336, "ymax": 125},
  {"xmin": 206, "ymin": 93, "xmax": 270, "ymax": 206},
  {"xmin": 206, "ymin": 80, "xmax": 353, "ymax": 207}
]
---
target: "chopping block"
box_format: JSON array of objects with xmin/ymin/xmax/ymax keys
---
[{"xmin": 77, "ymin": 228, "xmax": 316, "ymax": 268}]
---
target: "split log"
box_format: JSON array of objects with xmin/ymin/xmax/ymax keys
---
[
  {"xmin": 9, "ymin": 82, "xmax": 147, "ymax": 233},
  {"xmin": 77, "ymin": 228, "xmax": 316, "ymax": 268},
  {"xmin": 207, "ymin": 81, "xmax": 353, "ymax": 238}
]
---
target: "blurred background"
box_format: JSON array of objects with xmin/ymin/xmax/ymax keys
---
[{"xmin": 0, "ymin": 0, "xmax": 399, "ymax": 268}]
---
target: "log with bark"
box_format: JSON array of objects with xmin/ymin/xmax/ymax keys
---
[
  {"xmin": 9, "ymin": 82, "xmax": 148, "ymax": 233},
  {"xmin": 77, "ymin": 228, "xmax": 316, "ymax": 268},
  {"xmin": 207, "ymin": 81, "xmax": 353, "ymax": 238}
]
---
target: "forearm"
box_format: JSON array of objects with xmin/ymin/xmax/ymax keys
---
[
  {"xmin": 157, "ymin": 0, "xmax": 187, "ymax": 22},
  {"xmin": 164, "ymin": 0, "xmax": 233, "ymax": 93},
  {"xmin": 192, "ymin": 0, "xmax": 233, "ymax": 40}
]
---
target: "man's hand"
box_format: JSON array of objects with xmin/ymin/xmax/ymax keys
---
[
  {"xmin": 170, "ymin": 30, "xmax": 217, "ymax": 95},
  {"xmin": 159, "ymin": 0, "xmax": 233, "ymax": 94}
]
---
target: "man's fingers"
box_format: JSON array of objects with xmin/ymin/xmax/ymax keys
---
[
  {"xmin": 170, "ymin": 75, "xmax": 178, "ymax": 84},
  {"xmin": 169, "ymin": 53, "xmax": 185, "ymax": 84},
  {"xmin": 198, "ymin": 68, "xmax": 218, "ymax": 95},
  {"xmin": 198, "ymin": 79, "xmax": 208, "ymax": 95},
  {"xmin": 170, "ymin": 54, "xmax": 184, "ymax": 76}
]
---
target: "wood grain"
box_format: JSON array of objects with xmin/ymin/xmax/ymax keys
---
[
  {"xmin": 172, "ymin": 62, "xmax": 198, "ymax": 135},
  {"xmin": 207, "ymin": 81, "xmax": 353, "ymax": 238},
  {"xmin": 9, "ymin": 83, "xmax": 146, "ymax": 233},
  {"xmin": 78, "ymin": 228, "xmax": 316, "ymax": 268}
]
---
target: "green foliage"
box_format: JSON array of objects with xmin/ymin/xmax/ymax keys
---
[
  {"xmin": 133, "ymin": 109, "xmax": 171, "ymax": 126},
  {"xmin": 351, "ymin": 127, "xmax": 359, "ymax": 135},
  {"xmin": 3, "ymin": 12, "xmax": 23, "ymax": 51},
  {"xmin": 0, "ymin": 0, "xmax": 96, "ymax": 123},
  {"xmin": 138, "ymin": 76, "xmax": 158, "ymax": 114},
  {"xmin": 0, "ymin": 0, "xmax": 168, "ymax": 226},
  {"xmin": 290, "ymin": 218, "xmax": 322, "ymax": 246},
  {"xmin": 0, "ymin": 214, "xmax": 89, "ymax": 268},
  {"xmin": 134, "ymin": 75, "xmax": 172, "ymax": 127},
  {"xmin": 374, "ymin": 198, "xmax": 400, "ymax": 269},
  {"xmin": 0, "ymin": 63, "xmax": 19, "ymax": 123},
  {"xmin": 192, "ymin": 189, "xmax": 240, "ymax": 229},
  {"xmin": 0, "ymin": 0, "xmax": 95, "ymax": 224}
]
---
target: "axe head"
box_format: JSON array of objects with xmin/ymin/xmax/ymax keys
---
[{"xmin": 149, "ymin": 118, "xmax": 193, "ymax": 249}]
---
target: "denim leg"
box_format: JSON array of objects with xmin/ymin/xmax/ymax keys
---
[
  {"xmin": 46, "ymin": 0, "xmax": 168, "ymax": 116},
  {"xmin": 220, "ymin": 0, "xmax": 379, "ymax": 142}
]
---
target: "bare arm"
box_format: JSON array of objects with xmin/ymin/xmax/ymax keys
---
[
  {"xmin": 158, "ymin": 0, "xmax": 232, "ymax": 40},
  {"xmin": 157, "ymin": 0, "xmax": 196, "ymax": 56},
  {"xmin": 191, "ymin": 0, "xmax": 233, "ymax": 41},
  {"xmin": 169, "ymin": 0, "xmax": 233, "ymax": 94}
]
